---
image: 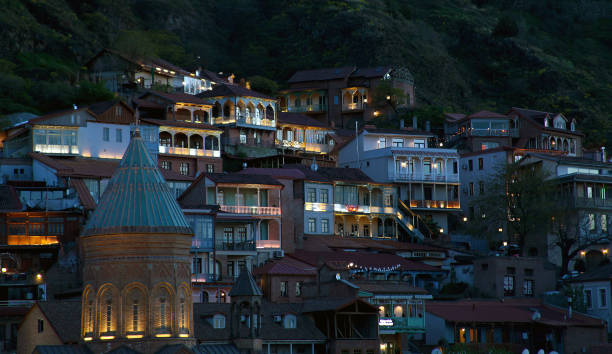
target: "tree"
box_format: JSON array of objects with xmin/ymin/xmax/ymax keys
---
[
  {"xmin": 247, "ymin": 76, "xmax": 278, "ymax": 96},
  {"xmin": 470, "ymin": 161, "xmax": 556, "ymax": 253},
  {"xmin": 549, "ymin": 198, "xmax": 609, "ymax": 275},
  {"xmin": 492, "ymin": 15, "xmax": 519, "ymax": 38}
]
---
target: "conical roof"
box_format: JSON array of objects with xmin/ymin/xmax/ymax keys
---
[
  {"xmin": 82, "ymin": 130, "xmax": 191, "ymax": 236},
  {"xmin": 229, "ymin": 267, "xmax": 263, "ymax": 297}
]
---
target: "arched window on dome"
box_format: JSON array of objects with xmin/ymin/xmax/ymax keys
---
[
  {"xmin": 124, "ymin": 284, "xmax": 146, "ymax": 336},
  {"xmin": 152, "ymin": 284, "xmax": 174, "ymax": 335},
  {"xmin": 82, "ymin": 286, "xmax": 95, "ymax": 338},
  {"xmin": 177, "ymin": 284, "xmax": 191, "ymax": 336},
  {"xmin": 97, "ymin": 284, "xmax": 118, "ymax": 337}
]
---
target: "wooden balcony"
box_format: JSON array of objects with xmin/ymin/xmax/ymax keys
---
[
  {"xmin": 393, "ymin": 172, "xmax": 460, "ymax": 183},
  {"xmin": 379, "ymin": 316, "xmax": 426, "ymax": 334},
  {"xmin": 283, "ymin": 104, "xmax": 326, "ymax": 113},
  {"xmin": 409, "ymin": 200, "xmax": 460, "ymax": 209},
  {"xmin": 158, "ymin": 145, "xmax": 220, "ymax": 157},
  {"xmin": 219, "ymin": 205, "xmax": 281, "ymax": 216}
]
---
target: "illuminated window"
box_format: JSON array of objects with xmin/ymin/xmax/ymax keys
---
[
  {"xmin": 180, "ymin": 298, "xmax": 186, "ymax": 329},
  {"xmin": 160, "ymin": 298, "xmax": 167, "ymax": 329},
  {"xmin": 180, "ymin": 163, "xmax": 189, "ymax": 176},
  {"xmin": 523, "ymin": 279, "xmax": 534, "ymax": 296},
  {"xmin": 503, "ymin": 275, "xmax": 514, "ymax": 296},
  {"xmin": 321, "ymin": 219, "xmax": 329, "ymax": 233},
  {"xmin": 296, "ymin": 282, "xmax": 303, "ymax": 297},
  {"xmin": 106, "ymin": 300, "xmax": 112, "ymax": 332},
  {"xmin": 132, "ymin": 300, "xmax": 139, "ymax": 331},
  {"xmin": 307, "ymin": 188, "xmax": 317, "ymax": 202},
  {"xmin": 207, "ymin": 164, "xmax": 214, "ymax": 173},
  {"xmin": 280, "ymin": 281, "xmax": 288, "ymax": 297},
  {"xmin": 240, "ymin": 131, "xmax": 247, "ymax": 144},
  {"xmin": 320, "ymin": 189, "xmax": 328, "ymax": 203},
  {"xmin": 161, "ymin": 161, "xmax": 171, "ymax": 170},
  {"xmin": 414, "ymin": 139, "xmax": 425, "ymax": 148}
]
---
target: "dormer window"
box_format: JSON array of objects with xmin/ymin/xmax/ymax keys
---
[
  {"xmin": 553, "ymin": 117, "xmax": 566, "ymax": 129},
  {"xmin": 212, "ymin": 314, "xmax": 226, "ymax": 329},
  {"xmin": 544, "ymin": 118, "xmax": 549, "ymax": 127},
  {"xmin": 283, "ymin": 314, "xmax": 297, "ymax": 329}
]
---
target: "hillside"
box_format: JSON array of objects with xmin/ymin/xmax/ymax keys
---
[{"xmin": 1, "ymin": 0, "xmax": 611, "ymax": 147}]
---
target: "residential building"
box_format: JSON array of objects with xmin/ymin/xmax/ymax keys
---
[
  {"xmin": 253, "ymin": 256, "xmax": 316, "ymax": 303},
  {"xmin": 473, "ymin": 256, "xmax": 556, "ymax": 298},
  {"xmin": 197, "ymin": 82, "xmax": 278, "ymax": 161},
  {"xmin": 568, "ymin": 263, "xmax": 612, "ymax": 333},
  {"xmin": 273, "ymin": 112, "xmax": 336, "ymax": 167},
  {"xmin": 338, "ymin": 126, "xmax": 460, "ymax": 234},
  {"xmin": 84, "ymin": 48, "xmax": 218, "ymax": 97},
  {"xmin": 425, "ymin": 299, "xmax": 607, "ymax": 353},
  {"xmin": 178, "ymin": 172, "xmax": 284, "ymax": 267},
  {"xmin": 519, "ymin": 153, "xmax": 612, "ymax": 267},
  {"xmin": 444, "ymin": 111, "xmax": 519, "ymax": 153},
  {"xmin": 281, "ymin": 66, "xmax": 415, "ymax": 128}
]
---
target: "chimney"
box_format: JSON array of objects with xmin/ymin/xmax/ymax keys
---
[
  {"xmin": 602, "ymin": 147, "xmax": 607, "ymax": 162},
  {"xmin": 412, "ymin": 116, "xmax": 417, "ymax": 129},
  {"xmin": 425, "ymin": 120, "xmax": 431, "ymax": 132},
  {"xmin": 400, "ymin": 119, "xmax": 405, "ymax": 129}
]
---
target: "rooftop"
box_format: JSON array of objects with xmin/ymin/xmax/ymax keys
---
[
  {"xmin": 277, "ymin": 112, "xmax": 329, "ymax": 128},
  {"xmin": 82, "ymin": 131, "xmax": 191, "ymax": 236},
  {"xmin": 290, "ymin": 250, "xmax": 441, "ymax": 272},
  {"xmin": 197, "ymin": 83, "xmax": 273, "ymax": 100}
]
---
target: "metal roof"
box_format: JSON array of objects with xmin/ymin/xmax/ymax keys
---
[{"xmin": 82, "ymin": 130, "xmax": 191, "ymax": 236}]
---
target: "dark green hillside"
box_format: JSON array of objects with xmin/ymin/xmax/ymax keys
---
[{"xmin": 1, "ymin": 0, "xmax": 611, "ymax": 146}]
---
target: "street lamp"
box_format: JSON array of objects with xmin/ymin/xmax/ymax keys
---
[{"xmin": 462, "ymin": 216, "xmax": 468, "ymax": 222}]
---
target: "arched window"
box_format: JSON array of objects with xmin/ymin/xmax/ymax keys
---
[
  {"xmin": 132, "ymin": 300, "xmax": 140, "ymax": 332},
  {"xmin": 245, "ymin": 107, "xmax": 251, "ymax": 119},
  {"xmin": 283, "ymin": 314, "xmax": 297, "ymax": 329},
  {"xmin": 212, "ymin": 314, "xmax": 226, "ymax": 329},
  {"xmin": 179, "ymin": 298, "xmax": 186, "ymax": 329},
  {"xmin": 105, "ymin": 300, "xmax": 112, "ymax": 333},
  {"xmin": 152, "ymin": 284, "xmax": 173, "ymax": 334},
  {"xmin": 87, "ymin": 300, "xmax": 94, "ymax": 334},
  {"xmin": 160, "ymin": 298, "xmax": 168, "ymax": 329},
  {"xmin": 98, "ymin": 285, "xmax": 118, "ymax": 335},
  {"xmin": 82, "ymin": 286, "xmax": 95, "ymax": 338},
  {"xmin": 124, "ymin": 285, "xmax": 146, "ymax": 334}
]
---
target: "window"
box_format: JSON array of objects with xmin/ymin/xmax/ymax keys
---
[
  {"xmin": 280, "ymin": 281, "xmax": 288, "ymax": 297},
  {"xmin": 308, "ymin": 218, "xmax": 316, "ymax": 233},
  {"xmin": 392, "ymin": 138, "xmax": 403, "ymax": 147},
  {"xmin": 479, "ymin": 181, "xmax": 484, "ymax": 194},
  {"xmin": 334, "ymin": 96, "xmax": 338, "ymax": 105},
  {"xmin": 589, "ymin": 214, "xmax": 596, "ymax": 231},
  {"xmin": 414, "ymin": 139, "xmax": 425, "ymax": 148},
  {"xmin": 503, "ymin": 275, "xmax": 515, "ymax": 296},
  {"xmin": 240, "ymin": 131, "xmax": 247, "ymax": 144},
  {"xmin": 453, "ymin": 161, "xmax": 458, "ymax": 174},
  {"xmin": 213, "ymin": 314, "xmax": 226, "ymax": 329},
  {"xmin": 363, "ymin": 224, "xmax": 369, "ymax": 237},
  {"xmin": 478, "ymin": 158, "xmax": 483, "ymax": 170},
  {"xmin": 161, "ymin": 161, "xmax": 171, "ymax": 170},
  {"xmin": 321, "ymin": 219, "xmax": 329, "ymax": 233},
  {"xmin": 468, "ymin": 160, "xmax": 473, "ymax": 171},
  {"xmin": 296, "ymin": 282, "xmax": 303, "ymax": 297},
  {"xmin": 469, "ymin": 182, "xmax": 474, "ymax": 196},
  {"xmin": 132, "ymin": 300, "xmax": 139, "ymax": 331},
  {"xmin": 320, "ymin": 189, "xmax": 329, "ymax": 203},
  {"xmin": 599, "ymin": 288, "xmax": 607, "ymax": 308},
  {"xmin": 423, "ymin": 160, "xmax": 431, "ymax": 174},
  {"xmin": 284, "ymin": 314, "xmax": 297, "ymax": 328},
  {"xmin": 37, "ymin": 319, "xmax": 44, "ymax": 333},
  {"xmin": 180, "ymin": 163, "xmax": 189, "ymax": 176},
  {"xmin": 585, "ymin": 289, "xmax": 593, "ymax": 309},
  {"xmin": 116, "ymin": 128, "xmax": 122, "ymax": 143},
  {"xmin": 103, "ymin": 127, "xmax": 109, "ymax": 141},
  {"xmin": 307, "ymin": 188, "xmax": 317, "ymax": 202},
  {"xmin": 207, "ymin": 164, "xmax": 214, "ymax": 173},
  {"xmin": 106, "ymin": 301, "xmax": 112, "ymax": 332},
  {"xmin": 377, "ymin": 138, "xmax": 386, "ymax": 149},
  {"xmin": 601, "ymin": 214, "xmax": 608, "ymax": 232},
  {"xmin": 523, "ymin": 279, "xmax": 534, "ymax": 296}
]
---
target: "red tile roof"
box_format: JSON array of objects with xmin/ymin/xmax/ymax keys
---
[
  {"xmin": 206, "ymin": 172, "xmax": 284, "ymax": 186},
  {"xmin": 466, "ymin": 110, "xmax": 508, "ymax": 119},
  {"xmin": 302, "ymin": 236, "xmax": 447, "ymax": 254},
  {"xmin": 140, "ymin": 118, "xmax": 222, "ymax": 131},
  {"xmin": 70, "ymin": 178, "xmax": 96, "ymax": 210},
  {"xmin": 238, "ymin": 168, "xmax": 307, "ymax": 180},
  {"xmin": 0, "ymin": 185, "xmax": 23, "ymax": 212},
  {"xmin": 253, "ymin": 257, "xmax": 317, "ymax": 276},
  {"xmin": 290, "ymin": 250, "xmax": 441, "ymax": 272},
  {"xmin": 141, "ymin": 91, "xmax": 212, "ymax": 105},
  {"xmin": 427, "ymin": 299, "xmax": 604, "ymax": 327},
  {"xmin": 277, "ymin": 112, "xmax": 329, "ymax": 128}
]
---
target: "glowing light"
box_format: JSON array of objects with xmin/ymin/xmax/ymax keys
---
[
  {"xmin": 155, "ymin": 333, "xmax": 171, "ymax": 338},
  {"xmin": 498, "ymin": 227, "xmax": 503, "ymax": 233},
  {"xmin": 348, "ymin": 262, "xmax": 354, "ymax": 268},
  {"xmin": 36, "ymin": 273, "xmax": 42, "ymax": 280},
  {"xmin": 1, "ymin": 267, "xmax": 6, "ymax": 273},
  {"xmin": 373, "ymin": 111, "xmax": 380, "ymax": 117},
  {"xmin": 603, "ymin": 249, "xmax": 609, "ymax": 255},
  {"xmin": 462, "ymin": 217, "xmax": 468, "ymax": 222},
  {"xmin": 126, "ymin": 334, "xmax": 143, "ymax": 339},
  {"xmin": 580, "ymin": 251, "xmax": 586, "ymax": 257},
  {"xmin": 503, "ymin": 241, "xmax": 508, "ymax": 247},
  {"xmin": 363, "ymin": 98, "xmax": 368, "ymax": 103},
  {"xmin": 179, "ymin": 333, "xmax": 189, "ymax": 338},
  {"xmin": 156, "ymin": 67, "xmax": 162, "ymax": 71},
  {"xmin": 439, "ymin": 142, "xmax": 444, "ymax": 147},
  {"xmin": 439, "ymin": 228, "xmax": 444, "ymax": 233},
  {"xmin": 83, "ymin": 337, "xmax": 93, "ymax": 341},
  {"xmin": 100, "ymin": 335, "xmax": 115, "ymax": 340},
  {"xmin": 379, "ymin": 318, "xmax": 394, "ymax": 326},
  {"xmin": 386, "ymin": 95, "xmax": 391, "ymax": 100}
]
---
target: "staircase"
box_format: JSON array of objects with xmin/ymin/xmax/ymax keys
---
[{"xmin": 396, "ymin": 199, "xmax": 433, "ymax": 241}]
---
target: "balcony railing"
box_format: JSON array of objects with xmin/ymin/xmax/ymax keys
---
[
  {"xmin": 219, "ymin": 205, "xmax": 281, "ymax": 216},
  {"xmin": 409, "ymin": 200, "xmax": 460, "ymax": 209},
  {"xmin": 0, "ymin": 300, "xmax": 36, "ymax": 307},
  {"xmin": 215, "ymin": 240, "xmax": 256, "ymax": 251},
  {"xmin": 333, "ymin": 204, "xmax": 396, "ymax": 215},
  {"xmin": 191, "ymin": 273, "xmax": 217, "ymax": 283},
  {"xmin": 283, "ymin": 104, "xmax": 326, "ymax": 113},
  {"xmin": 159, "ymin": 145, "xmax": 221, "ymax": 157},
  {"xmin": 224, "ymin": 137, "xmax": 276, "ymax": 148},
  {"xmin": 342, "ymin": 102, "xmax": 365, "ymax": 111},
  {"xmin": 574, "ymin": 197, "xmax": 612, "ymax": 209},
  {"xmin": 447, "ymin": 128, "xmax": 519, "ymax": 144},
  {"xmin": 379, "ymin": 317, "xmax": 426, "ymax": 333},
  {"xmin": 34, "ymin": 144, "xmax": 79, "ymax": 155},
  {"xmin": 191, "ymin": 238, "xmax": 213, "ymax": 249},
  {"xmin": 213, "ymin": 115, "xmax": 276, "ymax": 129},
  {"xmin": 393, "ymin": 172, "xmax": 460, "ymax": 183},
  {"xmin": 256, "ymin": 240, "xmax": 281, "ymax": 248},
  {"xmin": 275, "ymin": 140, "xmax": 332, "ymax": 154}
]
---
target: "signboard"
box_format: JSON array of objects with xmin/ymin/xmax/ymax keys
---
[{"xmin": 379, "ymin": 318, "xmax": 394, "ymax": 326}]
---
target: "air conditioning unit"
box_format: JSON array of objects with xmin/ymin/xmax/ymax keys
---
[
  {"xmin": 274, "ymin": 315, "xmax": 282, "ymax": 323},
  {"xmin": 273, "ymin": 250, "xmax": 284, "ymax": 258}
]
